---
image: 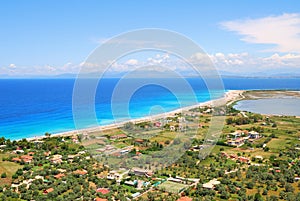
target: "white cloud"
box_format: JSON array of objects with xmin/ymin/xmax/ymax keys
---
[
  {"xmin": 46, "ymin": 65, "xmax": 56, "ymax": 72},
  {"xmin": 9, "ymin": 63, "xmax": 16, "ymax": 68},
  {"xmin": 2, "ymin": 52, "xmax": 299, "ymax": 77},
  {"xmin": 262, "ymin": 53, "xmax": 300, "ymax": 67},
  {"xmin": 221, "ymin": 13, "xmax": 300, "ymax": 53},
  {"xmin": 79, "ymin": 62, "xmax": 100, "ymax": 67},
  {"xmin": 208, "ymin": 52, "xmax": 300, "ymax": 75},
  {"xmin": 125, "ymin": 59, "xmax": 138, "ymax": 65}
]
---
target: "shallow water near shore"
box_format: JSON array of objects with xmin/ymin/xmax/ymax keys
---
[{"xmin": 0, "ymin": 78, "xmax": 299, "ymax": 140}]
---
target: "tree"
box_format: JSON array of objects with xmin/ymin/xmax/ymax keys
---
[
  {"xmin": 285, "ymin": 183, "xmax": 294, "ymax": 193},
  {"xmin": 254, "ymin": 192, "xmax": 264, "ymax": 201},
  {"xmin": 269, "ymin": 195, "xmax": 279, "ymax": 201},
  {"xmin": 279, "ymin": 191, "xmax": 286, "ymax": 200},
  {"xmin": 1, "ymin": 172, "xmax": 7, "ymax": 178},
  {"xmin": 262, "ymin": 188, "xmax": 268, "ymax": 195},
  {"xmin": 220, "ymin": 190, "xmax": 230, "ymax": 199},
  {"xmin": 246, "ymin": 181, "xmax": 254, "ymax": 189}
]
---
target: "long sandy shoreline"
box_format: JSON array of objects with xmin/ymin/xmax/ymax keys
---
[{"xmin": 26, "ymin": 90, "xmax": 245, "ymax": 141}]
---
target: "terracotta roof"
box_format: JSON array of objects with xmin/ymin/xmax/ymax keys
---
[
  {"xmin": 95, "ymin": 198, "xmax": 108, "ymax": 201},
  {"xmin": 44, "ymin": 188, "xmax": 54, "ymax": 194},
  {"xmin": 96, "ymin": 188, "xmax": 110, "ymax": 194},
  {"xmin": 135, "ymin": 139, "xmax": 144, "ymax": 143},
  {"xmin": 238, "ymin": 157, "xmax": 250, "ymax": 163},
  {"xmin": 73, "ymin": 169, "xmax": 88, "ymax": 175},
  {"xmin": 110, "ymin": 134, "xmax": 127, "ymax": 139},
  {"xmin": 12, "ymin": 157, "xmax": 21, "ymax": 162},
  {"xmin": 44, "ymin": 151, "xmax": 51, "ymax": 156},
  {"xmin": 21, "ymin": 155, "xmax": 33, "ymax": 160},
  {"xmin": 177, "ymin": 197, "xmax": 193, "ymax": 201},
  {"xmin": 54, "ymin": 173, "xmax": 65, "ymax": 179}
]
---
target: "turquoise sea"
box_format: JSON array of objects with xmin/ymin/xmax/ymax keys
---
[{"xmin": 0, "ymin": 78, "xmax": 299, "ymax": 140}]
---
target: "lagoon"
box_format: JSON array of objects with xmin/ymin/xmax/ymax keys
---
[{"xmin": 234, "ymin": 97, "xmax": 300, "ymax": 116}]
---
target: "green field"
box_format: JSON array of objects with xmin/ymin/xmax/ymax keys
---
[
  {"xmin": 0, "ymin": 153, "xmax": 23, "ymax": 186},
  {"xmin": 158, "ymin": 181, "xmax": 188, "ymax": 194}
]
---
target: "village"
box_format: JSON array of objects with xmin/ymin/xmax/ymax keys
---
[{"xmin": 0, "ymin": 103, "xmax": 300, "ymax": 201}]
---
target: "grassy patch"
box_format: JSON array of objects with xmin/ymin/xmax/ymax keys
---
[
  {"xmin": 158, "ymin": 181, "xmax": 188, "ymax": 194},
  {"xmin": 0, "ymin": 154, "xmax": 23, "ymax": 186}
]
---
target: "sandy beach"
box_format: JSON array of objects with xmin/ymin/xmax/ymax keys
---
[{"xmin": 27, "ymin": 90, "xmax": 245, "ymax": 141}]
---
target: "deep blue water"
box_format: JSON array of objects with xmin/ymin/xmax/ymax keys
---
[{"xmin": 0, "ymin": 78, "xmax": 299, "ymax": 140}]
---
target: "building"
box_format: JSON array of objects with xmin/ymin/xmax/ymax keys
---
[
  {"xmin": 154, "ymin": 121, "xmax": 162, "ymax": 127},
  {"xmin": 135, "ymin": 139, "xmax": 144, "ymax": 143},
  {"xmin": 20, "ymin": 155, "xmax": 33, "ymax": 163},
  {"xmin": 170, "ymin": 125, "xmax": 176, "ymax": 131},
  {"xmin": 95, "ymin": 198, "xmax": 108, "ymax": 201},
  {"xmin": 73, "ymin": 169, "xmax": 88, "ymax": 176},
  {"xmin": 168, "ymin": 177, "xmax": 183, "ymax": 183},
  {"xmin": 13, "ymin": 149, "xmax": 24, "ymax": 154},
  {"xmin": 106, "ymin": 169, "xmax": 129, "ymax": 182},
  {"xmin": 54, "ymin": 173, "xmax": 65, "ymax": 179},
  {"xmin": 124, "ymin": 180, "xmax": 137, "ymax": 186},
  {"xmin": 71, "ymin": 135, "xmax": 79, "ymax": 143},
  {"xmin": 238, "ymin": 156, "xmax": 250, "ymax": 164},
  {"xmin": 96, "ymin": 188, "xmax": 110, "ymax": 195},
  {"xmin": 202, "ymin": 179, "xmax": 220, "ymax": 189},
  {"xmin": 107, "ymin": 170, "xmax": 121, "ymax": 180},
  {"xmin": 249, "ymin": 131, "xmax": 260, "ymax": 139},
  {"xmin": 12, "ymin": 157, "xmax": 21, "ymax": 162},
  {"xmin": 132, "ymin": 192, "xmax": 141, "ymax": 198},
  {"xmin": 177, "ymin": 197, "xmax": 193, "ymax": 201},
  {"xmin": 43, "ymin": 188, "xmax": 54, "ymax": 194},
  {"xmin": 110, "ymin": 134, "xmax": 127, "ymax": 140},
  {"xmin": 50, "ymin": 154, "xmax": 62, "ymax": 164},
  {"xmin": 227, "ymin": 138, "xmax": 245, "ymax": 147},
  {"xmin": 120, "ymin": 149, "xmax": 129, "ymax": 154},
  {"xmin": 228, "ymin": 130, "xmax": 244, "ymax": 139},
  {"xmin": 178, "ymin": 117, "xmax": 186, "ymax": 123},
  {"xmin": 132, "ymin": 168, "xmax": 153, "ymax": 177}
]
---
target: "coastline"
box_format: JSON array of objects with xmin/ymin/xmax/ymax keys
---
[
  {"xmin": 26, "ymin": 90, "xmax": 245, "ymax": 141},
  {"xmin": 233, "ymin": 90, "xmax": 300, "ymax": 117}
]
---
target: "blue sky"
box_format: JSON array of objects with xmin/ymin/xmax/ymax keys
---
[{"xmin": 1, "ymin": 0, "xmax": 300, "ymax": 77}]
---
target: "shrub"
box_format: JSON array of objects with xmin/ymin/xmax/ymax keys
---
[{"xmin": 1, "ymin": 172, "xmax": 7, "ymax": 178}]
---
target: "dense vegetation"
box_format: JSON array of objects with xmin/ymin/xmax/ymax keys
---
[{"xmin": 0, "ymin": 103, "xmax": 300, "ymax": 200}]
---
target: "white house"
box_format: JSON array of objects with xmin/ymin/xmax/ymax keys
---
[{"xmin": 249, "ymin": 131, "xmax": 260, "ymax": 139}]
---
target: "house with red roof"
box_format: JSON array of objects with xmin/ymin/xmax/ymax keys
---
[
  {"xmin": 110, "ymin": 134, "xmax": 127, "ymax": 140},
  {"xmin": 54, "ymin": 173, "xmax": 65, "ymax": 179},
  {"xmin": 177, "ymin": 196, "xmax": 193, "ymax": 201},
  {"xmin": 154, "ymin": 121, "xmax": 162, "ymax": 127},
  {"xmin": 96, "ymin": 188, "xmax": 110, "ymax": 195},
  {"xmin": 12, "ymin": 157, "xmax": 21, "ymax": 162},
  {"xmin": 20, "ymin": 155, "xmax": 33, "ymax": 163},
  {"xmin": 95, "ymin": 198, "xmax": 108, "ymax": 201},
  {"xmin": 73, "ymin": 169, "xmax": 88, "ymax": 176},
  {"xmin": 135, "ymin": 139, "xmax": 144, "ymax": 143},
  {"xmin": 43, "ymin": 187, "xmax": 54, "ymax": 194},
  {"xmin": 238, "ymin": 156, "xmax": 250, "ymax": 164}
]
